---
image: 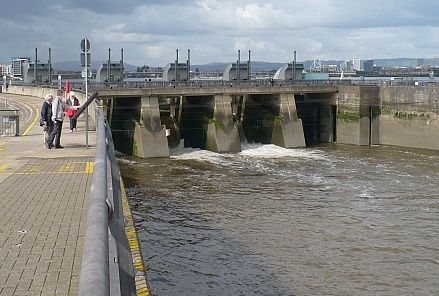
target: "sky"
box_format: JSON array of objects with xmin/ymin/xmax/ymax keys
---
[{"xmin": 1, "ymin": 0, "xmax": 439, "ymax": 66}]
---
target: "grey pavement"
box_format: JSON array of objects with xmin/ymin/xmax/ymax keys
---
[{"xmin": 0, "ymin": 93, "xmax": 96, "ymax": 295}]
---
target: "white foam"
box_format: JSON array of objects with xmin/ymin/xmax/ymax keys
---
[
  {"xmin": 168, "ymin": 144, "xmax": 328, "ymax": 168},
  {"xmin": 239, "ymin": 143, "xmax": 327, "ymax": 161},
  {"xmin": 171, "ymin": 147, "xmax": 235, "ymax": 166}
]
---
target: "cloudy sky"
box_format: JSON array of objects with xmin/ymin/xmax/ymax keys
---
[{"xmin": 1, "ymin": 0, "xmax": 439, "ymax": 66}]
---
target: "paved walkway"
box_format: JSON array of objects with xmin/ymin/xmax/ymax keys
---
[{"xmin": 0, "ymin": 93, "xmax": 96, "ymax": 295}]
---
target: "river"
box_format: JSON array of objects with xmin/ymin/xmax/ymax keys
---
[{"xmin": 119, "ymin": 143, "xmax": 439, "ymax": 296}]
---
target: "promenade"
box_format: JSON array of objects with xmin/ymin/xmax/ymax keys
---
[{"xmin": 0, "ymin": 93, "xmax": 96, "ymax": 295}]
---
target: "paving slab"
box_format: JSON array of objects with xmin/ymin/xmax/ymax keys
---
[{"xmin": 0, "ymin": 93, "xmax": 95, "ymax": 295}]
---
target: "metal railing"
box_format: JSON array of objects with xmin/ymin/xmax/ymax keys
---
[
  {"xmin": 0, "ymin": 109, "xmax": 20, "ymax": 136},
  {"xmin": 10, "ymin": 77, "xmax": 439, "ymax": 93},
  {"xmin": 78, "ymin": 109, "xmax": 136, "ymax": 296}
]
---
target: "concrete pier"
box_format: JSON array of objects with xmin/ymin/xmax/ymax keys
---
[
  {"xmin": 206, "ymin": 94, "xmax": 241, "ymax": 153},
  {"xmin": 134, "ymin": 96, "xmax": 169, "ymax": 158},
  {"xmin": 271, "ymin": 93, "xmax": 306, "ymax": 148}
]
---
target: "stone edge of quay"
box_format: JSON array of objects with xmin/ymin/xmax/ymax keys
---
[{"xmin": 121, "ymin": 177, "xmax": 151, "ymax": 296}]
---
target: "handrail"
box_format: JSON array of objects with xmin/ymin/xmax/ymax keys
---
[
  {"xmin": 78, "ymin": 112, "xmax": 110, "ymax": 295},
  {"xmin": 78, "ymin": 109, "xmax": 136, "ymax": 296},
  {"xmin": 71, "ymin": 91, "xmax": 99, "ymax": 120}
]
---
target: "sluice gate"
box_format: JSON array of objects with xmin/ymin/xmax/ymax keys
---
[
  {"xmin": 98, "ymin": 85, "xmax": 386, "ymax": 158},
  {"xmin": 7, "ymin": 84, "xmax": 439, "ymax": 154}
]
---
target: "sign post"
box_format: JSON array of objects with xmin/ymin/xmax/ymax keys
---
[{"xmin": 81, "ymin": 38, "xmax": 91, "ymax": 148}]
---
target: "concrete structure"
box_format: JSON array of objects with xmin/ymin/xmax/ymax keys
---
[
  {"xmin": 379, "ymin": 86, "xmax": 439, "ymax": 150},
  {"xmin": 206, "ymin": 95, "xmax": 241, "ymax": 153},
  {"xmin": 223, "ymin": 63, "xmax": 250, "ymax": 81},
  {"xmin": 96, "ymin": 85, "xmax": 338, "ymax": 157},
  {"xmin": 7, "ymin": 83, "xmax": 439, "ymax": 158},
  {"xmin": 134, "ymin": 97, "xmax": 170, "ymax": 158},
  {"xmin": 337, "ymin": 86, "xmax": 380, "ymax": 146},
  {"xmin": 23, "ymin": 62, "xmax": 52, "ymax": 84},
  {"xmin": 273, "ymin": 63, "xmax": 304, "ymax": 80},
  {"xmin": 96, "ymin": 62, "xmax": 124, "ymax": 82},
  {"xmin": 163, "ymin": 63, "xmax": 189, "ymax": 81},
  {"xmin": 11, "ymin": 57, "xmax": 30, "ymax": 79}
]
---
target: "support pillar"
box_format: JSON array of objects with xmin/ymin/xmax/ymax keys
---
[
  {"xmin": 206, "ymin": 94, "xmax": 241, "ymax": 153},
  {"xmin": 271, "ymin": 93, "xmax": 306, "ymax": 148},
  {"xmin": 133, "ymin": 96, "xmax": 169, "ymax": 158},
  {"xmin": 337, "ymin": 86, "xmax": 380, "ymax": 145}
]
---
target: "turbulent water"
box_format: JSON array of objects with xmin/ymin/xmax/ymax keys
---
[{"xmin": 119, "ymin": 144, "xmax": 439, "ymax": 296}]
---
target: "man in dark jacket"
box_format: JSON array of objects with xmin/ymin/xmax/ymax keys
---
[{"xmin": 41, "ymin": 94, "xmax": 54, "ymax": 145}]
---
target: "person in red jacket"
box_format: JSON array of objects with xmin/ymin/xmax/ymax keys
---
[{"xmin": 66, "ymin": 91, "xmax": 80, "ymax": 133}]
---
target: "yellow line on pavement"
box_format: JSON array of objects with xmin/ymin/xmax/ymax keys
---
[
  {"xmin": 22, "ymin": 107, "xmax": 40, "ymax": 136},
  {"xmin": 11, "ymin": 171, "xmax": 90, "ymax": 175},
  {"xmin": 58, "ymin": 163, "xmax": 75, "ymax": 172},
  {"xmin": 84, "ymin": 161, "xmax": 94, "ymax": 173},
  {"xmin": 121, "ymin": 179, "xmax": 150, "ymax": 296},
  {"xmin": 0, "ymin": 164, "xmax": 11, "ymax": 173}
]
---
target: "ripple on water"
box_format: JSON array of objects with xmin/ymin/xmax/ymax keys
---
[{"xmin": 121, "ymin": 144, "xmax": 439, "ymax": 295}]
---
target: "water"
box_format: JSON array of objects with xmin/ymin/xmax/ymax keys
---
[{"xmin": 119, "ymin": 144, "xmax": 439, "ymax": 296}]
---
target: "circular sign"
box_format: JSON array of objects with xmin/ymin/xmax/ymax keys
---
[{"xmin": 81, "ymin": 38, "xmax": 90, "ymax": 52}]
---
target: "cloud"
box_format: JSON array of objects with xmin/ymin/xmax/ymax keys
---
[{"xmin": 2, "ymin": 0, "xmax": 439, "ymax": 65}]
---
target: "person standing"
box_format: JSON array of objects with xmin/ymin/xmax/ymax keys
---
[
  {"xmin": 45, "ymin": 89, "xmax": 78, "ymax": 149},
  {"xmin": 40, "ymin": 94, "xmax": 54, "ymax": 146},
  {"xmin": 66, "ymin": 91, "xmax": 80, "ymax": 132}
]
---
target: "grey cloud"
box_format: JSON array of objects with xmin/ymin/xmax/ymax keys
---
[{"xmin": 2, "ymin": 0, "xmax": 439, "ymax": 65}]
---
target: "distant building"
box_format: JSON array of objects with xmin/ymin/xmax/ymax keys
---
[
  {"xmin": 22, "ymin": 61, "xmax": 52, "ymax": 83},
  {"xmin": 162, "ymin": 63, "xmax": 189, "ymax": 81},
  {"xmin": 273, "ymin": 63, "xmax": 304, "ymax": 80},
  {"xmin": 352, "ymin": 57, "xmax": 361, "ymax": 71},
  {"xmin": 0, "ymin": 64, "xmax": 8, "ymax": 77},
  {"xmin": 363, "ymin": 60, "xmax": 375, "ymax": 73},
  {"xmin": 223, "ymin": 63, "xmax": 250, "ymax": 81},
  {"xmin": 11, "ymin": 57, "xmax": 31, "ymax": 78},
  {"xmin": 417, "ymin": 58, "xmax": 424, "ymax": 67},
  {"xmin": 96, "ymin": 62, "xmax": 124, "ymax": 83}
]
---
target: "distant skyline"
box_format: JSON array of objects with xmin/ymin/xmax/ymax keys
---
[{"xmin": 1, "ymin": 0, "xmax": 439, "ymax": 66}]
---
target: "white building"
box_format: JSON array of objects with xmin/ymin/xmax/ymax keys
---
[
  {"xmin": 352, "ymin": 57, "xmax": 361, "ymax": 71},
  {"xmin": 11, "ymin": 57, "xmax": 31, "ymax": 78},
  {"xmin": 0, "ymin": 65, "xmax": 8, "ymax": 77}
]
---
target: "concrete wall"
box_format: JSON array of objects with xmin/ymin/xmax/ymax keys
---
[
  {"xmin": 206, "ymin": 94, "xmax": 241, "ymax": 153},
  {"xmin": 6, "ymin": 85, "xmax": 86, "ymax": 103},
  {"xmin": 133, "ymin": 96, "xmax": 169, "ymax": 158},
  {"xmin": 9, "ymin": 84, "xmax": 439, "ymax": 152},
  {"xmin": 337, "ymin": 86, "xmax": 380, "ymax": 145},
  {"xmin": 6, "ymin": 85, "xmax": 95, "ymax": 129},
  {"xmin": 379, "ymin": 86, "xmax": 439, "ymax": 149},
  {"xmin": 271, "ymin": 93, "xmax": 305, "ymax": 147}
]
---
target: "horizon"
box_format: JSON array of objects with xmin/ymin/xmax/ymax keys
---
[{"xmin": 43, "ymin": 56, "xmax": 439, "ymax": 69}]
